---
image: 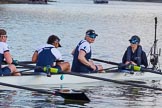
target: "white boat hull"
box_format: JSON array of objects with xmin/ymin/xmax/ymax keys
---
[{"xmin": 0, "ymin": 71, "xmax": 162, "ymax": 90}]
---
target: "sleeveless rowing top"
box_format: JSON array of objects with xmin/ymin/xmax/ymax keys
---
[
  {"xmin": 71, "ymin": 40, "xmax": 92, "ymax": 72},
  {"xmin": 36, "ymin": 46, "xmax": 56, "ymax": 67},
  {"xmin": 0, "ymin": 42, "xmax": 9, "ymax": 69}
]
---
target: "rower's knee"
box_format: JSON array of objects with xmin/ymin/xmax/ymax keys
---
[{"xmin": 59, "ymin": 62, "xmax": 71, "ymax": 72}]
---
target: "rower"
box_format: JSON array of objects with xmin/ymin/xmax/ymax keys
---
[
  {"xmin": 122, "ymin": 35, "xmax": 148, "ymax": 69},
  {"xmin": 0, "ymin": 29, "xmax": 21, "ymax": 76},
  {"xmin": 32, "ymin": 35, "xmax": 70, "ymax": 74},
  {"xmin": 71, "ymin": 29, "xmax": 103, "ymax": 73}
]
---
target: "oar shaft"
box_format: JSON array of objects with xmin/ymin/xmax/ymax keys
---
[
  {"xmin": 62, "ymin": 72, "xmax": 162, "ymax": 91},
  {"xmin": 17, "ymin": 63, "xmax": 36, "ymax": 68},
  {"xmin": 92, "ymin": 58, "xmax": 162, "ymax": 75},
  {"xmin": 16, "ymin": 61, "xmax": 162, "ymax": 91},
  {"xmin": 18, "ymin": 61, "xmax": 34, "ymax": 64},
  {"xmin": 0, "ymin": 82, "xmax": 90, "ymax": 102},
  {"xmin": 19, "ymin": 69, "xmax": 34, "ymax": 73},
  {"xmin": 141, "ymin": 68, "xmax": 162, "ymax": 75},
  {"xmin": 0, "ymin": 82, "xmax": 54, "ymax": 95},
  {"xmin": 91, "ymin": 58, "xmax": 119, "ymax": 65}
]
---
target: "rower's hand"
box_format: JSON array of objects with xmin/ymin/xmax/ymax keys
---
[
  {"xmin": 130, "ymin": 61, "xmax": 137, "ymax": 65},
  {"xmin": 89, "ymin": 64, "xmax": 96, "ymax": 71},
  {"xmin": 125, "ymin": 61, "xmax": 137, "ymax": 66}
]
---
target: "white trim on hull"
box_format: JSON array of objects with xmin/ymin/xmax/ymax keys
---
[{"xmin": 1, "ymin": 71, "xmax": 162, "ymax": 90}]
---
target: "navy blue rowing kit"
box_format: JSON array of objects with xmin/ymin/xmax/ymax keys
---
[
  {"xmin": 122, "ymin": 45, "xmax": 148, "ymax": 67},
  {"xmin": 0, "ymin": 42, "xmax": 11, "ymax": 76},
  {"xmin": 72, "ymin": 40, "xmax": 97, "ymax": 73},
  {"xmin": 35, "ymin": 44, "xmax": 62, "ymax": 72}
]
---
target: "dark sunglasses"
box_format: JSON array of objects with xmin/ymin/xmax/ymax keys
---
[
  {"xmin": 0, "ymin": 35, "xmax": 7, "ymax": 38},
  {"xmin": 130, "ymin": 40, "xmax": 138, "ymax": 44},
  {"xmin": 89, "ymin": 34, "xmax": 97, "ymax": 39},
  {"xmin": 130, "ymin": 41, "xmax": 138, "ymax": 44}
]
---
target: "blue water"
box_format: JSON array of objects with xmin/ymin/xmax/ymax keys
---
[{"xmin": 0, "ymin": 0, "xmax": 162, "ymax": 107}]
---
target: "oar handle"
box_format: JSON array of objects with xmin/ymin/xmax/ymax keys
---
[
  {"xmin": 128, "ymin": 65, "xmax": 141, "ymax": 71},
  {"xmin": 17, "ymin": 63, "xmax": 59, "ymax": 74},
  {"xmin": 128, "ymin": 65, "xmax": 162, "ymax": 75},
  {"xmin": 91, "ymin": 58, "xmax": 162, "ymax": 75},
  {"xmin": 43, "ymin": 67, "xmax": 58, "ymax": 74}
]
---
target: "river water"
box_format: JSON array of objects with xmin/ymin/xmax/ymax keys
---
[{"xmin": 0, "ymin": 0, "xmax": 162, "ymax": 107}]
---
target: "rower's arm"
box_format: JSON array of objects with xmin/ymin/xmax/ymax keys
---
[
  {"xmin": 32, "ymin": 51, "xmax": 38, "ymax": 63},
  {"xmin": 78, "ymin": 50, "xmax": 91, "ymax": 67}
]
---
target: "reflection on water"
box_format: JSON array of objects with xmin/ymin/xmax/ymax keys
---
[
  {"xmin": 0, "ymin": 82, "xmax": 162, "ymax": 107},
  {"xmin": 0, "ymin": 0, "xmax": 162, "ymax": 107},
  {"xmin": 85, "ymin": 83, "xmax": 162, "ymax": 108}
]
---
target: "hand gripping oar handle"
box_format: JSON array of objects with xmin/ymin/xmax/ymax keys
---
[{"xmin": 92, "ymin": 58, "xmax": 162, "ymax": 75}]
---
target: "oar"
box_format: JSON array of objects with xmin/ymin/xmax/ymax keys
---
[
  {"xmin": 13, "ymin": 60, "xmax": 64, "ymax": 65},
  {"xmin": 131, "ymin": 66, "xmax": 162, "ymax": 75},
  {"xmin": 91, "ymin": 58, "xmax": 119, "ymax": 65},
  {"xmin": 9, "ymin": 63, "xmax": 162, "ymax": 91},
  {"xmin": 16, "ymin": 63, "xmax": 36, "ymax": 68},
  {"xmin": 91, "ymin": 58, "xmax": 162, "ymax": 75},
  {"xmin": 16, "ymin": 60, "xmax": 64, "ymax": 65},
  {"xmin": 2, "ymin": 61, "xmax": 34, "ymax": 65},
  {"xmin": 19, "ymin": 69, "xmax": 34, "ymax": 73},
  {"xmin": 60, "ymin": 72, "xmax": 162, "ymax": 91},
  {"xmin": 16, "ymin": 63, "xmax": 162, "ymax": 91},
  {"xmin": 27, "ymin": 65, "xmax": 162, "ymax": 91},
  {"xmin": 0, "ymin": 82, "xmax": 90, "ymax": 102},
  {"xmin": 16, "ymin": 63, "xmax": 58, "ymax": 74},
  {"xmin": 16, "ymin": 63, "xmax": 162, "ymax": 90},
  {"xmin": 18, "ymin": 61, "xmax": 34, "ymax": 64}
]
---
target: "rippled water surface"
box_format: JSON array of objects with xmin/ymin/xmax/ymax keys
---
[{"xmin": 0, "ymin": 0, "xmax": 162, "ymax": 107}]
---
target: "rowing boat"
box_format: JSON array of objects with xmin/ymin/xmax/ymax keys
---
[{"xmin": 1, "ymin": 70, "xmax": 162, "ymax": 90}]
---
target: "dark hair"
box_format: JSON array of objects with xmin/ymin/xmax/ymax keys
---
[
  {"xmin": 47, "ymin": 35, "xmax": 60, "ymax": 44},
  {"xmin": 0, "ymin": 29, "xmax": 6, "ymax": 36}
]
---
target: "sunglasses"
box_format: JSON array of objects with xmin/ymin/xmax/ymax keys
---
[
  {"xmin": 89, "ymin": 34, "xmax": 97, "ymax": 39},
  {"xmin": 0, "ymin": 35, "xmax": 7, "ymax": 38},
  {"xmin": 130, "ymin": 40, "xmax": 138, "ymax": 44}
]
